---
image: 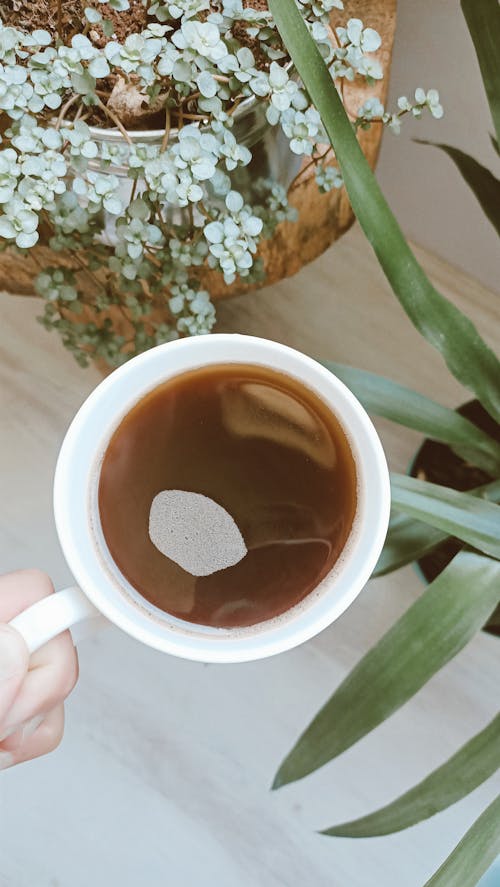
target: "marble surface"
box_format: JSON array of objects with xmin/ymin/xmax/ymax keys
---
[{"xmin": 1, "ymin": 225, "xmax": 499, "ymax": 887}]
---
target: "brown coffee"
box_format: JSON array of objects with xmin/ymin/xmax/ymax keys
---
[{"xmin": 98, "ymin": 363, "xmax": 357, "ymax": 628}]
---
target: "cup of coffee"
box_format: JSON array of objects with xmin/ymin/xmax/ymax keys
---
[{"xmin": 10, "ymin": 335, "xmax": 390, "ymax": 663}]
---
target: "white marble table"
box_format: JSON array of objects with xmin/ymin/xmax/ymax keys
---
[{"xmin": 1, "ymin": 226, "xmax": 499, "ymax": 887}]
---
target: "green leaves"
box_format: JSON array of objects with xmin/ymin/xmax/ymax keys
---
[
  {"xmin": 268, "ymin": 0, "xmax": 500, "ymax": 425},
  {"xmin": 323, "ymin": 362, "xmax": 500, "ymax": 476},
  {"xmin": 424, "ymin": 792, "xmax": 500, "ymax": 887},
  {"xmin": 268, "ymin": 4, "xmax": 500, "ymax": 876},
  {"xmin": 329, "ymin": 361, "xmax": 500, "ymax": 565},
  {"xmin": 375, "ymin": 479, "xmax": 500, "ymax": 576},
  {"xmin": 374, "ymin": 512, "xmax": 446, "ymax": 577},
  {"xmin": 322, "ymin": 714, "xmax": 500, "ymax": 837},
  {"xmin": 273, "ymin": 550, "xmax": 500, "ymax": 788},
  {"xmin": 461, "ymin": 0, "xmax": 500, "ymax": 147},
  {"xmin": 71, "ymin": 70, "xmax": 96, "ymax": 97},
  {"xmin": 390, "ymin": 474, "xmax": 500, "ymax": 560},
  {"xmin": 416, "ymin": 143, "xmax": 500, "ymax": 238}
]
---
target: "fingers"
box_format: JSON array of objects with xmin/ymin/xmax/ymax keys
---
[
  {"xmin": 0, "ymin": 569, "xmax": 56, "ymax": 621},
  {"xmin": 1, "ymin": 631, "xmax": 78, "ymax": 733},
  {"xmin": 0, "ymin": 569, "xmax": 78, "ymax": 767},
  {"xmin": 0, "ymin": 706, "xmax": 64, "ymax": 770},
  {"xmin": 0, "ymin": 624, "xmax": 29, "ymax": 724}
]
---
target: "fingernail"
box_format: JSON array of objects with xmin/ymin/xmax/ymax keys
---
[
  {"xmin": 0, "ymin": 750, "xmax": 14, "ymax": 771},
  {"xmin": 0, "ymin": 625, "xmax": 27, "ymax": 682}
]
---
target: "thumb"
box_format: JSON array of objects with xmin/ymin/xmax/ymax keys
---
[{"xmin": 0, "ymin": 625, "xmax": 29, "ymax": 725}]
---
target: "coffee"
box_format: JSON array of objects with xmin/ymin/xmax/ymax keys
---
[{"xmin": 97, "ymin": 363, "xmax": 357, "ymax": 628}]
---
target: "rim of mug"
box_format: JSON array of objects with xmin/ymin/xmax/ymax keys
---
[{"xmin": 54, "ymin": 334, "xmax": 390, "ymax": 663}]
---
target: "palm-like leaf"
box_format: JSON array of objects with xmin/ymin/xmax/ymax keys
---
[
  {"xmin": 375, "ymin": 479, "xmax": 500, "ymax": 575},
  {"xmin": 461, "ymin": 0, "xmax": 500, "ymax": 147},
  {"xmin": 323, "ymin": 362, "xmax": 500, "ymax": 476},
  {"xmin": 424, "ymin": 793, "xmax": 500, "ymax": 887},
  {"xmin": 273, "ymin": 551, "xmax": 500, "ymax": 788},
  {"xmin": 268, "ymin": 0, "xmax": 500, "ymax": 425},
  {"xmin": 416, "ymin": 142, "xmax": 500, "ymax": 238},
  {"xmin": 268, "ymin": 0, "xmax": 500, "ymax": 876},
  {"xmin": 390, "ymin": 474, "xmax": 500, "ymax": 560},
  {"xmin": 322, "ymin": 714, "xmax": 500, "ymax": 837}
]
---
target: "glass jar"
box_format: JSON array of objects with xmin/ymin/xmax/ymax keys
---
[{"xmin": 86, "ymin": 96, "xmax": 301, "ymax": 244}]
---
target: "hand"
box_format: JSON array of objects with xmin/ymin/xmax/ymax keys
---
[{"xmin": 0, "ymin": 570, "xmax": 78, "ymax": 769}]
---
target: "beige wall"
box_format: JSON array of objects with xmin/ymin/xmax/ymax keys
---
[{"xmin": 375, "ymin": 0, "xmax": 499, "ymax": 292}]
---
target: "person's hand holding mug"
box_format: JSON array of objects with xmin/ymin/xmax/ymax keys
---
[
  {"xmin": 0, "ymin": 570, "xmax": 78, "ymax": 770},
  {"xmin": 3, "ymin": 336, "xmax": 390, "ymax": 770}
]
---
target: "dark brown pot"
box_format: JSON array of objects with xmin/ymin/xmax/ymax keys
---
[{"xmin": 410, "ymin": 400, "xmax": 500, "ymax": 637}]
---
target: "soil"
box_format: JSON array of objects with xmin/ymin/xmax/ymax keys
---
[
  {"xmin": 0, "ymin": 0, "xmax": 148, "ymax": 42},
  {"xmin": 0, "ymin": 0, "xmax": 83, "ymax": 35},
  {"xmin": 90, "ymin": 2, "xmax": 149, "ymax": 46},
  {"xmin": 0, "ymin": 0, "xmax": 269, "ymax": 47},
  {"xmin": 411, "ymin": 400, "xmax": 500, "ymax": 636},
  {"xmin": 0, "ymin": 0, "xmax": 273, "ymax": 128},
  {"xmin": 235, "ymin": 0, "xmax": 273, "ymax": 69}
]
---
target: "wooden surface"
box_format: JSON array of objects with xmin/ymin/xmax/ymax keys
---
[
  {"xmin": 0, "ymin": 224, "xmax": 499, "ymax": 887},
  {"xmin": 0, "ymin": 0, "xmax": 397, "ymax": 306}
]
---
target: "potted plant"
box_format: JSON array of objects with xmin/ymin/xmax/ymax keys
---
[
  {"xmin": 408, "ymin": 1, "xmax": 500, "ymax": 632},
  {"xmin": 0, "ymin": 0, "xmax": 432, "ymax": 368},
  {"xmin": 410, "ymin": 399, "xmax": 500, "ymax": 638},
  {"xmin": 269, "ymin": 0, "xmax": 500, "ymax": 883}
]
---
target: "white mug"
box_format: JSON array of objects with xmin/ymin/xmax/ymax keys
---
[{"xmin": 10, "ymin": 334, "xmax": 390, "ymax": 663}]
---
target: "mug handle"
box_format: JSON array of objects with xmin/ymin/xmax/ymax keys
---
[{"xmin": 9, "ymin": 586, "xmax": 105, "ymax": 654}]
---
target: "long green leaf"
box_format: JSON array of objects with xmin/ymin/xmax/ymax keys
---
[
  {"xmin": 425, "ymin": 792, "xmax": 500, "ymax": 887},
  {"xmin": 416, "ymin": 142, "xmax": 500, "ymax": 238},
  {"xmin": 322, "ymin": 714, "xmax": 500, "ymax": 837},
  {"xmin": 374, "ymin": 512, "xmax": 447, "ymax": 577},
  {"xmin": 390, "ymin": 474, "xmax": 500, "ymax": 560},
  {"xmin": 323, "ymin": 362, "xmax": 500, "ymax": 476},
  {"xmin": 375, "ymin": 479, "xmax": 500, "ymax": 575},
  {"xmin": 268, "ymin": 0, "xmax": 500, "ymax": 424},
  {"xmin": 272, "ymin": 550, "xmax": 500, "ymax": 788},
  {"xmin": 461, "ymin": 0, "xmax": 500, "ymax": 147}
]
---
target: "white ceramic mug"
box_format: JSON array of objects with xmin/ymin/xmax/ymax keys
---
[{"xmin": 10, "ymin": 334, "xmax": 390, "ymax": 663}]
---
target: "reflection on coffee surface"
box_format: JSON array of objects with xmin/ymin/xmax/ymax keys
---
[{"xmin": 98, "ymin": 364, "xmax": 357, "ymax": 628}]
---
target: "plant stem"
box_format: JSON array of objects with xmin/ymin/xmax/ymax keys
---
[
  {"xmin": 114, "ymin": 300, "xmax": 133, "ymax": 327},
  {"xmin": 269, "ymin": 0, "xmax": 500, "ymax": 424},
  {"xmin": 129, "ymin": 177, "xmax": 139, "ymax": 203},
  {"xmin": 74, "ymin": 103, "xmax": 85, "ymax": 123},
  {"xmin": 288, "ymin": 145, "xmax": 331, "ymax": 192},
  {"xmin": 179, "ymin": 113, "xmax": 207, "ymax": 121},
  {"xmin": 95, "ymin": 97, "xmax": 133, "ymax": 145},
  {"xmin": 40, "ymin": 211, "xmax": 110, "ymax": 311},
  {"xmin": 161, "ymin": 107, "xmax": 171, "ymax": 153},
  {"xmin": 227, "ymin": 96, "xmax": 244, "ymax": 117},
  {"xmin": 56, "ymin": 94, "xmax": 80, "ymax": 130},
  {"xmin": 72, "ymin": 250, "xmax": 107, "ymax": 296},
  {"xmin": 144, "ymin": 250, "xmax": 163, "ymax": 268}
]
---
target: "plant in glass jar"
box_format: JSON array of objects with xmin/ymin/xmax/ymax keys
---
[{"xmin": 0, "ymin": 0, "xmax": 438, "ymax": 367}]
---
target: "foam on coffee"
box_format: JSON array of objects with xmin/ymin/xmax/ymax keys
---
[{"xmin": 149, "ymin": 489, "xmax": 248, "ymax": 577}]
